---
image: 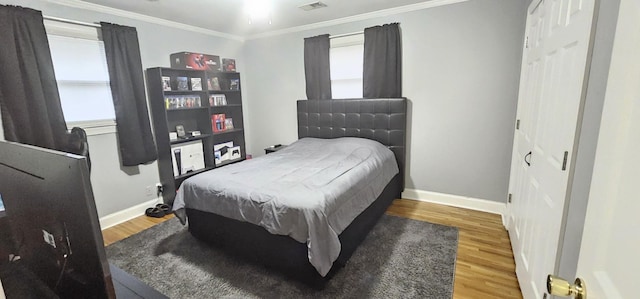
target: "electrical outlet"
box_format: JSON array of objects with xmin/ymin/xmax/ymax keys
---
[
  {"xmin": 156, "ymin": 183, "xmax": 163, "ymax": 196},
  {"xmin": 145, "ymin": 185, "xmax": 154, "ymax": 197}
]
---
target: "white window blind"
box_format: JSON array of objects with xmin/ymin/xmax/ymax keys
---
[
  {"xmin": 330, "ymin": 33, "xmax": 364, "ymax": 98},
  {"xmin": 46, "ymin": 22, "xmax": 115, "ymax": 125}
]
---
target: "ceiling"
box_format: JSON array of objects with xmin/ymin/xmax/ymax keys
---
[{"xmin": 80, "ymin": 0, "xmax": 439, "ymax": 37}]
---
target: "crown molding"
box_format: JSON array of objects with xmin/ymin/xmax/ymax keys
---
[
  {"xmin": 43, "ymin": 0, "xmax": 469, "ymax": 42},
  {"xmin": 44, "ymin": 0, "xmax": 245, "ymax": 42},
  {"xmin": 246, "ymin": 0, "xmax": 470, "ymax": 40}
]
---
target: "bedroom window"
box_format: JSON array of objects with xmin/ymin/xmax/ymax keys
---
[
  {"xmin": 45, "ymin": 20, "xmax": 116, "ymax": 132},
  {"xmin": 330, "ymin": 33, "xmax": 364, "ymax": 98}
]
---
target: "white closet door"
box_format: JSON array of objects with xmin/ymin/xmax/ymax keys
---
[{"xmin": 507, "ymin": 0, "xmax": 597, "ymax": 298}]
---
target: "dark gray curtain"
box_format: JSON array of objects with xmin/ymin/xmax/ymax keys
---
[
  {"xmin": 363, "ymin": 23, "xmax": 402, "ymax": 98},
  {"xmin": 304, "ymin": 34, "xmax": 332, "ymax": 99},
  {"xmin": 100, "ymin": 22, "xmax": 157, "ymax": 166},
  {"xmin": 0, "ymin": 5, "xmax": 69, "ymax": 150}
]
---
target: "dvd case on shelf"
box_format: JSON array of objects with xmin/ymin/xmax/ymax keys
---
[
  {"xmin": 211, "ymin": 114, "xmax": 226, "ymax": 132},
  {"xmin": 176, "ymin": 77, "xmax": 189, "ymax": 90},
  {"xmin": 229, "ymin": 79, "xmax": 240, "ymax": 90},
  {"xmin": 162, "ymin": 76, "xmax": 171, "ymax": 91},
  {"xmin": 222, "ymin": 58, "xmax": 236, "ymax": 72},
  {"xmin": 165, "ymin": 95, "xmax": 202, "ymax": 109},
  {"xmin": 209, "ymin": 94, "xmax": 227, "ymax": 106},
  {"xmin": 191, "ymin": 77, "xmax": 202, "ymax": 91},
  {"xmin": 224, "ymin": 118, "xmax": 234, "ymax": 130},
  {"xmin": 208, "ymin": 77, "xmax": 221, "ymax": 91}
]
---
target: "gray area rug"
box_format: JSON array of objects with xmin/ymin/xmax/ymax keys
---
[{"xmin": 106, "ymin": 214, "xmax": 458, "ymax": 298}]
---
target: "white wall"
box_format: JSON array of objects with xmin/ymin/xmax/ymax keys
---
[
  {"xmin": 1, "ymin": 0, "xmax": 244, "ymax": 217},
  {"xmin": 243, "ymin": 0, "xmax": 527, "ymax": 202}
]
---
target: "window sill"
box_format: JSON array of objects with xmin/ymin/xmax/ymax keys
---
[{"xmin": 67, "ymin": 120, "xmax": 116, "ymax": 136}]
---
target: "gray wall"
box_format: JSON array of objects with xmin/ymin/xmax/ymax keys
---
[
  {"xmin": 1, "ymin": 0, "xmax": 244, "ymax": 217},
  {"xmin": 243, "ymin": 0, "xmax": 527, "ymax": 202},
  {"xmin": 1, "ymin": 0, "xmax": 527, "ymax": 217}
]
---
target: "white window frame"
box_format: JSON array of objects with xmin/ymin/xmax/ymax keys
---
[
  {"xmin": 330, "ymin": 33, "xmax": 365, "ymax": 99},
  {"xmin": 45, "ymin": 19, "xmax": 116, "ymax": 136}
]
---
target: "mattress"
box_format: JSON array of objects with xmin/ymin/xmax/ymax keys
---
[{"xmin": 172, "ymin": 137, "xmax": 399, "ymax": 276}]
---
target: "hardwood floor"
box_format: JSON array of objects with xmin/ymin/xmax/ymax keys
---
[
  {"xmin": 102, "ymin": 198, "xmax": 522, "ymax": 298},
  {"xmin": 386, "ymin": 199, "xmax": 522, "ymax": 299},
  {"xmin": 102, "ymin": 213, "xmax": 174, "ymax": 246}
]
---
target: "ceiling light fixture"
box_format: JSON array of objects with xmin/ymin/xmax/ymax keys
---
[
  {"xmin": 244, "ymin": 0, "xmax": 272, "ymax": 25},
  {"xmin": 298, "ymin": 1, "xmax": 328, "ymax": 11}
]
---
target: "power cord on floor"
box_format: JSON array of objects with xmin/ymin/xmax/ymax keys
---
[{"xmin": 54, "ymin": 253, "xmax": 69, "ymax": 291}]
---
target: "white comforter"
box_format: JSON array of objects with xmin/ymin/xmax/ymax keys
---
[{"xmin": 172, "ymin": 137, "xmax": 399, "ymax": 276}]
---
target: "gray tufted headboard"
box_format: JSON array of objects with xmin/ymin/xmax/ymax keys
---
[{"xmin": 297, "ymin": 98, "xmax": 407, "ymax": 188}]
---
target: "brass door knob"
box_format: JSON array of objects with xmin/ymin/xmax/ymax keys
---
[{"xmin": 547, "ymin": 275, "xmax": 587, "ymax": 299}]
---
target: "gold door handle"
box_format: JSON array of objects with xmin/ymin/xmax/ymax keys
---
[{"xmin": 547, "ymin": 275, "xmax": 587, "ymax": 299}]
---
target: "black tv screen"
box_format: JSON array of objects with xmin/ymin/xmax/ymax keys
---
[{"xmin": 0, "ymin": 141, "xmax": 115, "ymax": 298}]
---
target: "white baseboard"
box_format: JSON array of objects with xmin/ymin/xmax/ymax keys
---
[
  {"xmin": 99, "ymin": 197, "xmax": 161, "ymax": 230},
  {"xmin": 402, "ymin": 188, "xmax": 507, "ymax": 217},
  {"xmin": 99, "ymin": 191, "xmax": 507, "ymax": 230}
]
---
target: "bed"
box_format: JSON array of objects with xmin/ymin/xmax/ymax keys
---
[{"xmin": 172, "ymin": 98, "xmax": 407, "ymax": 285}]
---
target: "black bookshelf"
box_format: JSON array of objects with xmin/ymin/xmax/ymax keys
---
[{"xmin": 146, "ymin": 67, "xmax": 246, "ymax": 204}]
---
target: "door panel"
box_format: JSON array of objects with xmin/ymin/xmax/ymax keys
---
[
  {"xmin": 576, "ymin": 1, "xmax": 640, "ymax": 298},
  {"xmin": 507, "ymin": 0, "xmax": 596, "ymax": 298}
]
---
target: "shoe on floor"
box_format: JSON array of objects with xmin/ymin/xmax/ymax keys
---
[
  {"xmin": 145, "ymin": 207, "xmax": 165, "ymax": 218},
  {"xmin": 156, "ymin": 203, "xmax": 172, "ymax": 215}
]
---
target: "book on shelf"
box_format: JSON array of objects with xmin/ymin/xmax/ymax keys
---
[
  {"xmin": 222, "ymin": 58, "xmax": 236, "ymax": 72},
  {"xmin": 209, "ymin": 94, "xmax": 227, "ymax": 106},
  {"xmin": 229, "ymin": 79, "xmax": 240, "ymax": 90},
  {"xmin": 162, "ymin": 76, "xmax": 172, "ymax": 91},
  {"xmin": 176, "ymin": 76, "xmax": 189, "ymax": 90},
  {"xmin": 190, "ymin": 77, "xmax": 202, "ymax": 91},
  {"xmin": 224, "ymin": 118, "xmax": 234, "ymax": 130},
  {"xmin": 211, "ymin": 114, "xmax": 226, "ymax": 133},
  {"xmin": 207, "ymin": 77, "xmax": 221, "ymax": 91}
]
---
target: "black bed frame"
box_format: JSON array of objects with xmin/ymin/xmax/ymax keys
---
[{"xmin": 186, "ymin": 98, "xmax": 407, "ymax": 286}]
